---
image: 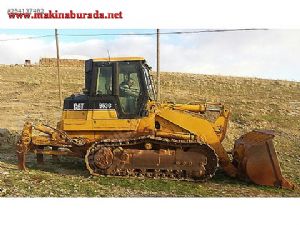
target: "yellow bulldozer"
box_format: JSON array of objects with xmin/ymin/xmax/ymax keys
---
[{"xmin": 17, "ymin": 57, "xmax": 294, "ymax": 189}]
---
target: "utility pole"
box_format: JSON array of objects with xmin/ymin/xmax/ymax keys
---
[
  {"xmin": 55, "ymin": 28, "xmax": 62, "ymax": 107},
  {"xmin": 156, "ymin": 29, "xmax": 160, "ymax": 102}
]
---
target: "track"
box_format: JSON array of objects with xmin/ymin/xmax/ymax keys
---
[{"xmin": 85, "ymin": 136, "xmax": 218, "ymax": 181}]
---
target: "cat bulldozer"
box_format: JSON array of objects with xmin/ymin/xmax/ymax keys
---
[{"xmin": 17, "ymin": 57, "xmax": 294, "ymax": 189}]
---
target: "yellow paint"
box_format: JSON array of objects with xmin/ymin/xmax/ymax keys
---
[
  {"xmin": 168, "ymin": 103, "xmax": 206, "ymax": 113},
  {"xmin": 155, "ymin": 131, "xmax": 194, "ymax": 140},
  {"xmin": 63, "ymin": 119, "xmax": 93, "ymax": 130},
  {"xmin": 137, "ymin": 111, "xmax": 155, "ymax": 133},
  {"xmin": 62, "ymin": 110, "xmax": 141, "ymax": 131},
  {"xmin": 213, "ymin": 108, "xmax": 230, "ymax": 142},
  {"xmin": 92, "ymin": 110, "xmax": 118, "ymax": 119},
  {"xmin": 64, "ymin": 110, "xmax": 88, "ymax": 119},
  {"xmin": 93, "ymin": 119, "xmax": 140, "ymax": 130},
  {"xmin": 157, "ymin": 107, "xmax": 219, "ymax": 143}
]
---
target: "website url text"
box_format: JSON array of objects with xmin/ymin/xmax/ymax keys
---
[{"xmin": 7, "ymin": 10, "xmax": 123, "ymax": 20}]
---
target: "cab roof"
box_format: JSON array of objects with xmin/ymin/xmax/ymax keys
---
[{"xmin": 92, "ymin": 57, "xmax": 145, "ymax": 62}]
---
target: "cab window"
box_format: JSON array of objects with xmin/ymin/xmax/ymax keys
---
[
  {"xmin": 96, "ymin": 66, "xmax": 112, "ymax": 95},
  {"xmin": 118, "ymin": 62, "xmax": 141, "ymax": 114}
]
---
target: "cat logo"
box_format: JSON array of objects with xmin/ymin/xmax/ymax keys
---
[{"xmin": 73, "ymin": 103, "xmax": 85, "ymax": 110}]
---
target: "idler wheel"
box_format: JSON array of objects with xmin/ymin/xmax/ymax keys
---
[
  {"xmin": 94, "ymin": 147, "xmax": 114, "ymax": 170},
  {"xmin": 85, "ymin": 145, "xmax": 114, "ymax": 175}
]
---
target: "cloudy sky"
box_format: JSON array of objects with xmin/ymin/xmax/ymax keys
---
[{"xmin": 0, "ymin": 29, "xmax": 299, "ymax": 81}]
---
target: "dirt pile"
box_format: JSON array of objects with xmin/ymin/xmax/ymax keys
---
[{"xmin": 0, "ymin": 128, "xmax": 19, "ymax": 150}]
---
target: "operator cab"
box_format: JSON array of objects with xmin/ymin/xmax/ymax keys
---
[{"xmin": 64, "ymin": 57, "xmax": 156, "ymax": 119}]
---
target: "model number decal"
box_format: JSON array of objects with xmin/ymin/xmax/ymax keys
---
[
  {"xmin": 99, "ymin": 103, "xmax": 112, "ymax": 109},
  {"xmin": 71, "ymin": 102, "xmax": 113, "ymax": 110},
  {"xmin": 73, "ymin": 103, "xmax": 85, "ymax": 110}
]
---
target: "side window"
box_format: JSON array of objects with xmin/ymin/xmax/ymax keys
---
[
  {"xmin": 118, "ymin": 64, "xmax": 141, "ymax": 114},
  {"xmin": 96, "ymin": 66, "xmax": 112, "ymax": 95}
]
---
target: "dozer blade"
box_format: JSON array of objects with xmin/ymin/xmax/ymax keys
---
[{"xmin": 232, "ymin": 130, "xmax": 295, "ymax": 189}]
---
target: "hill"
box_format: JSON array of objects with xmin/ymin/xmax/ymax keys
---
[{"xmin": 0, "ymin": 65, "xmax": 299, "ymax": 197}]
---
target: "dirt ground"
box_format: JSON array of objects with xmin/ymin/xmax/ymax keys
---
[{"xmin": 0, "ymin": 65, "xmax": 299, "ymax": 197}]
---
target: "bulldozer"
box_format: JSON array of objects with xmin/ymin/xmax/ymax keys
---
[{"xmin": 17, "ymin": 57, "xmax": 294, "ymax": 189}]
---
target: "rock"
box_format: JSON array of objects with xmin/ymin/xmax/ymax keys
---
[{"xmin": 0, "ymin": 171, "xmax": 9, "ymax": 175}]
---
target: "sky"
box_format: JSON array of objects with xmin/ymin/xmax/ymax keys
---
[{"xmin": 0, "ymin": 29, "xmax": 299, "ymax": 81}]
